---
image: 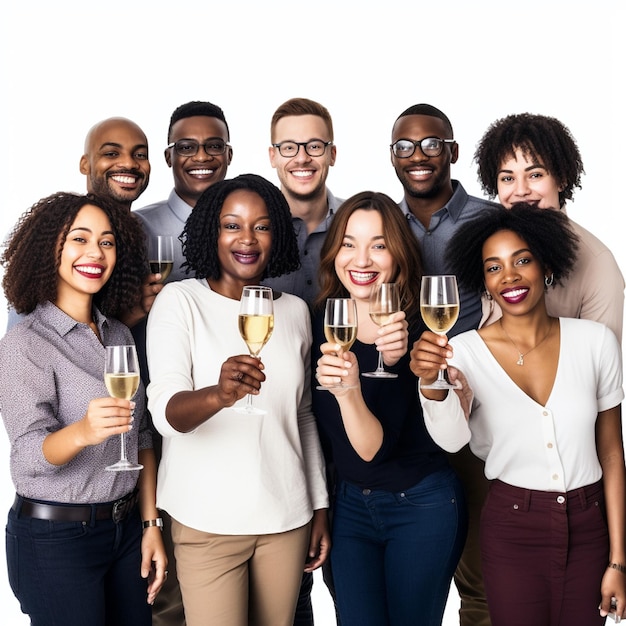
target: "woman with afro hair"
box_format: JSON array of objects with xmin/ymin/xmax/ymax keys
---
[
  {"xmin": 411, "ymin": 204, "xmax": 625, "ymax": 625},
  {"xmin": 474, "ymin": 112, "xmax": 624, "ymax": 343}
]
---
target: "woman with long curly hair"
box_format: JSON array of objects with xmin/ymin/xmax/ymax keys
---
[{"xmin": 0, "ymin": 192, "xmax": 166, "ymax": 626}]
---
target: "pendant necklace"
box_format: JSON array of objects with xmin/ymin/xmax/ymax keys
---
[{"xmin": 499, "ymin": 319, "xmax": 555, "ymax": 366}]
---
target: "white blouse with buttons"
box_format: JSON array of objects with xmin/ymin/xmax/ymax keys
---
[{"xmin": 421, "ymin": 318, "xmax": 623, "ymax": 492}]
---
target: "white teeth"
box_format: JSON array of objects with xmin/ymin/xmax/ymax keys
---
[
  {"xmin": 111, "ymin": 175, "xmax": 136, "ymax": 184},
  {"xmin": 76, "ymin": 266, "xmax": 102, "ymax": 275},
  {"xmin": 350, "ymin": 271, "xmax": 376, "ymax": 281},
  {"xmin": 291, "ymin": 170, "xmax": 314, "ymax": 178},
  {"xmin": 409, "ymin": 169, "xmax": 431, "ymax": 176},
  {"xmin": 189, "ymin": 169, "xmax": 214, "ymax": 175},
  {"xmin": 504, "ymin": 289, "xmax": 527, "ymax": 298}
]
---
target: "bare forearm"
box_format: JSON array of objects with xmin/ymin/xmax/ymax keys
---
[
  {"xmin": 42, "ymin": 422, "xmax": 87, "ymax": 465},
  {"xmin": 603, "ymin": 454, "xmax": 626, "ymax": 564},
  {"xmin": 165, "ymin": 387, "xmax": 228, "ymax": 433},
  {"xmin": 137, "ymin": 448, "xmax": 159, "ymax": 521},
  {"xmin": 597, "ymin": 407, "xmax": 626, "ymax": 564},
  {"xmin": 336, "ymin": 390, "xmax": 383, "ymax": 461}
]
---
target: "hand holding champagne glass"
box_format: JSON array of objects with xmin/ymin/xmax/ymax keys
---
[
  {"xmin": 419, "ymin": 275, "xmax": 460, "ymax": 390},
  {"xmin": 149, "ymin": 235, "xmax": 174, "ymax": 283},
  {"xmin": 104, "ymin": 344, "xmax": 143, "ymax": 471},
  {"xmin": 236, "ymin": 286, "xmax": 274, "ymax": 414},
  {"xmin": 363, "ymin": 282, "xmax": 400, "ymax": 378},
  {"xmin": 318, "ymin": 297, "xmax": 358, "ymax": 390}
]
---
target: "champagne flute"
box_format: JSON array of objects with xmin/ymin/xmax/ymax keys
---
[
  {"xmin": 317, "ymin": 298, "xmax": 358, "ymax": 390},
  {"xmin": 236, "ymin": 286, "xmax": 274, "ymax": 414},
  {"xmin": 104, "ymin": 345, "xmax": 143, "ymax": 471},
  {"xmin": 420, "ymin": 275, "xmax": 460, "ymax": 390},
  {"xmin": 363, "ymin": 283, "xmax": 400, "ymax": 378},
  {"xmin": 149, "ymin": 235, "xmax": 174, "ymax": 283}
]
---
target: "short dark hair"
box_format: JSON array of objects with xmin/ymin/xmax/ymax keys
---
[
  {"xmin": 168, "ymin": 101, "xmax": 230, "ymax": 142},
  {"xmin": 270, "ymin": 98, "xmax": 334, "ymax": 141},
  {"xmin": 316, "ymin": 191, "xmax": 424, "ymax": 325},
  {"xmin": 394, "ymin": 103, "xmax": 454, "ymax": 136},
  {"xmin": 180, "ymin": 174, "xmax": 300, "ymax": 280},
  {"xmin": 474, "ymin": 113, "xmax": 584, "ymax": 208},
  {"xmin": 446, "ymin": 203, "xmax": 579, "ymax": 296},
  {"xmin": 2, "ymin": 192, "xmax": 148, "ymax": 317}
]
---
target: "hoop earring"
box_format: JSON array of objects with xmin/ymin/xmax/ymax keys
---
[
  {"xmin": 485, "ymin": 291, "xmax": 493, "ymax": 301},
  {"xmin": 544, "ymin": 274, "xmax": 554, "ymax": 287}
]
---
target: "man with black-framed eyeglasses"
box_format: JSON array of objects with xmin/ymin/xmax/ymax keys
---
[
  {"xmin": 391, "ymin": 104, "xmax": 498, "ymax": 626},
  {"xmin": 265, "ymin": 97, "xmax": 344, "ymax": 307},
  {"xmin": 135, "ymin": 101, "xmax": 233, "ymax": 285},
  {"xmin": 265, "ymin": 98, "xmax": 342, "ymax": 626},
  {"xmin": 391, "ymin": 103, "xmax": 498, "ymax": 336}
]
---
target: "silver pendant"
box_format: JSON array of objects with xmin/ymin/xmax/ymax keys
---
[{"xmin": 516, "ymin": 354, "xmax": 524, "ymax": 366}]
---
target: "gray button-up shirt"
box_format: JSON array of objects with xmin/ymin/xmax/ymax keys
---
[
  {"xmin": 398, "ymin": 181, "xmax": 499, "ymax": 335},
  {"xmin": 0, "ymin": 302, "xmax": 151, "ymax": 503},
  {"xmin": 264, "ymin": 188, "xmax": 343, "ymax": 306}
]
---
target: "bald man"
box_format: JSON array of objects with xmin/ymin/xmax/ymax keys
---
[{"xmin": 80, "ymin": 117, "xmax": 151, "ymax": 210}]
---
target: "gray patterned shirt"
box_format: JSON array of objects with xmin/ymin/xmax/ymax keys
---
[{"xmin": 0, "ymin": 302, "xmax": 151, "ymax": 503}]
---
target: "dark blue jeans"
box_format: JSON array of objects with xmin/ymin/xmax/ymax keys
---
[
  {"xmin": 331, "ymin": 468, "xmax": 467, "ymax": 626},
  {"xmin": 6, "ymin": 502, "xmax": 151, "ymax": 626}
]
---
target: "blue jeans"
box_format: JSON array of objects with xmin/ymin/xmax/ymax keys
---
[
  {"xmin": 331, "ymin": 468, "xmax": 467, "ymax": 626},
  {"xmin": 5, "ymin": 502, "xmax": 151, "ymax": 626}
]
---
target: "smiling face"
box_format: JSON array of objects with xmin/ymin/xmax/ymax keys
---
[
  {"xmin": 334, "ymin": 209, "xmax": 397, "ymax": 304},
  {"xmin": 390, "ymin": 114, "xmax": 458, "ymax": 204},
  {"xmin": 212, "ymin": 189, "xmax": 272, "ymax": 297},
  {"xmin": 79, "ymin": 118, "xmax": 150, "ymax": 208},
  {"xmin": 497, "ymin": 148, "xmax": 562, "ymax": 209},
  {"xmin": 166, "ymin": 115, "xmax": 232, "ymax": 207},
  {"xmin": 56, "ymin": 204, "xmax": 116, "ymax": 309},
  {"xmin": 269, "ymin": 114, "xmax": 336, "ymax": 203},
  {"xmin": 482, "ymin": 229, "xmax": 547, "ymax": 316}
]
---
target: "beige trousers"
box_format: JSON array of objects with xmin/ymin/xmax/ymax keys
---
[{"xmin": 171, "ymin": 518, "xmax": 311, "ymax": 626}]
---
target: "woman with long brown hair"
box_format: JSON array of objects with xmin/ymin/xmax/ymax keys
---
[{"xmin": 314, "ymin": 191, "xmax": 467, "ymax": 626}]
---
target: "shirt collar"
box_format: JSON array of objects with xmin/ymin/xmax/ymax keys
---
[
  {"xmin": 169, "ymin": 188, "xmax": 194, "ymax": 223},
  {"xmin": 398, "ymin": 180, "xmax": 468, "ymax": 223},
  {"xmin": 37, "ymin": 301, "xmax": 109, "ymax": 338}
]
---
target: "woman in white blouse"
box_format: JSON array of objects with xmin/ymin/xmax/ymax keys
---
[{"xmin": 410, "ymin": 203, "xmax": 625, "ymax": 625}]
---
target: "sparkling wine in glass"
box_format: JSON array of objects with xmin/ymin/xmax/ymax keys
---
[
  {"xmin": 420, "ymin": 275, "xmax": 460, "ymax": 390},
  {"xmin": 318, "ymin": 298, "xmax": 358, "ymax": 390},
  {"xmin": 104, "ymin": 344, "xmax": 143, "ymax": 471},
  {"xmin": 363, "ymin": 283, "xmax": 400, "ymax": 378},
  {"xmin": 149, "ymin": 235, "xmax": 174, "ymax": 283},
  {"xmin": 236, "ymin": 286, "xmax": 274, "ymax": 414}
]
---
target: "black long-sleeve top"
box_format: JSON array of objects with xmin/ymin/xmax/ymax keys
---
[{"xmin": 311, "ymin": 313, "xmax": 449, "ymax": 492}]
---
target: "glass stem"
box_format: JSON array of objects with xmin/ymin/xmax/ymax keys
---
[
  {"xmin": 119, "ymin": 433, "xmax": 128, "ymax": 462},
  {"xmin": 376, "ymin": 352, "xmax": 385, "ymax": 373}
]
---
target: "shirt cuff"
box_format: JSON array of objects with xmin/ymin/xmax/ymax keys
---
[{"xmin": 419, "ymin": 383, "xmax": 471, "ymax": 453}]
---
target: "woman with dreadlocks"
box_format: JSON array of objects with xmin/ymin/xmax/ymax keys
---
[{"xmin": 145, "ymin": 173, "xmax": 329, "ymax": 626}]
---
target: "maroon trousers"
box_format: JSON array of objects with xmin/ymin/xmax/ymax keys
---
[{"xmin": 480, "ymin": 480, "xmax": 608, "ymax": 626}]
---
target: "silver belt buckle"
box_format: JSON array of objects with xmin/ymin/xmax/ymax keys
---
[{"xmin": 112, "ymin": 491, "xmax": 135, "ymax": 523}]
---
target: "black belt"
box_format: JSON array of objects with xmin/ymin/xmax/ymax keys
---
[{"xmin": 12, "ymin": 489, "xmax": 139, "ymax": 523}]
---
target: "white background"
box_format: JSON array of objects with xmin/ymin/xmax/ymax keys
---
[{"xmin": 1, "ymin": 2, "xmax": 624, "ymax": 623}]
